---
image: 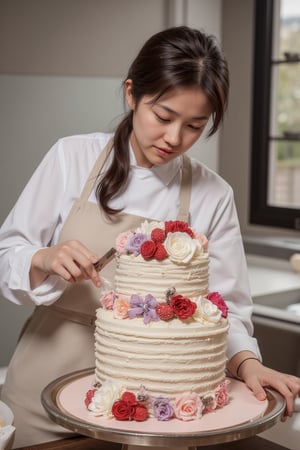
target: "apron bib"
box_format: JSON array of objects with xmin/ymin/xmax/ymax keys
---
[{"xmin": 1, "ymin": 140, "xmax": 192, "ymax": 447}]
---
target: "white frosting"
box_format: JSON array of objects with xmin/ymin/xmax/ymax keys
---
[
  {"xmin": 114, "ymin": 252, "xmax": 209, "ymax": 300},
  {"xmin": 95, "ymin": 308, "xmax": 228, "ymax": 398}
]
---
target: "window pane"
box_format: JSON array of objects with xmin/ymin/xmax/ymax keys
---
[
  {"xmin": 279, "ymin": 0, "xmax": 300, "ymax": 59},
  {"xmin": 268, "ymin": 140, "xmax": 300, "ymax": 208},
  {"xmin": 268, "ymin": 0, "xmax": 300, "ymax": 209},
  {"xmin": 271, "ymin": 64, "xmax": 300, "ymax": 136}
]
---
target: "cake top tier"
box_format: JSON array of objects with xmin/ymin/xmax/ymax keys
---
[{"xmin": 100, "ymin": 220, "xmax": 228, "ymax": 326}]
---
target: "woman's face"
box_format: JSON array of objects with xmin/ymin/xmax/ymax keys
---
[{"xmin": 125, "ymin": 80, "xmax": 212, "ymax": 168}]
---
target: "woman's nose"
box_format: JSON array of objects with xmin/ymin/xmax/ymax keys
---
[{"xmin": 164, "ymin": 124, "xmax": 182, "ymax": 146}]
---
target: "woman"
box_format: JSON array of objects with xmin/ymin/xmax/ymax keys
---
[{"xmin": 0, "ymin": 26, "xmax": 299, "ymax": 447}]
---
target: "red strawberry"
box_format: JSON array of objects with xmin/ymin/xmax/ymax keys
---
[
  {"xmin": 151, "ymin": 228, "xmax": 166, "ymax": 243},
  {"xmin": 154, "ymin": 243, "xmax": 168, "ymax": 261},
  {"xmin": 84, "ymin": 388, "xmax": 97, "ymax": 407},
  {"xmin": 156, "ymin": 303, "xmax": 174, "ymax": 320}
]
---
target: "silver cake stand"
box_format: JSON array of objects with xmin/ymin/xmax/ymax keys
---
[{"xmin": 41, "ymin": 368, "xmax": 286, "ymax": 450}]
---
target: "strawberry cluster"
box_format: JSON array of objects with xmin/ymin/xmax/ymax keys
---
[
  {"xmin": 156, "ymin": 294, "xmax": 197, "ymax": 321},
  {"xmin": 140, "ymin": 227, "xmax": 168, "ymax": 261}
]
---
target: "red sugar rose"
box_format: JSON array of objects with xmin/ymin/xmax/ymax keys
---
[
  {"xmin": 112, "ymin": 392, "xmax": 148, "ymax": 421},
  {"xmin": 140, "ymin": 240, "xmax": 157, "ymax": 259},
  {"xmin": 170, "ymin": 295, "xmax": 197, "ymax": 319},
  {"xmin": 84, "ymin": 388, "xmax": 97, "ymax": 407},
  {"xmin": 206, "ymin": 292, "xmax": 228, "ymax": 318},
  {"xmin": 121, "ymin": 391, "xmax": 138, "ymax": 405},
  {"xmin": 133, "ymin": 405, "xmax": 148, "ymax": 421},
  {"xmin": 151, "ymin": 228, "xmax": 166, "ymax": 243},
  {"xmin": 165, "ymin": 220, "xmax": 194, "ymax": 237},
  {"xmin": 112, "ymin": 399, "xmax": 134, "ymax": 420}
]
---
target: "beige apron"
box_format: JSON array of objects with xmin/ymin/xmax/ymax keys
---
[{"xmin": 1, "ymin": 140, "xmax": 192, "ymax": 448}]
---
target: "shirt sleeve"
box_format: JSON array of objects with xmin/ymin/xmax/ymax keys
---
[
  {"xmin": 0, "ymin": 140, "xmax": 69, "ymax": 306},
  {"xmin": 209, "ymin": 187, "xmax": 261, "ymax": 360},
  {"xmin": 190, "ymin": 163, "xmax": 261, "ymax": 361}
]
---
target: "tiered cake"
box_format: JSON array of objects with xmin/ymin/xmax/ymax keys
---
[{"xmin": 86, "ymin": 220, "xmax": 230, "ymax": 422}]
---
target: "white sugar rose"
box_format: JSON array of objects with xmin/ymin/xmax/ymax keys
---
[
  {"xmin": 88, "ymin": 380, "xmax": 124, "ymax": 417},
  {"xmin": 136, "ymin": 220, "xmax": 165, "ymax": 235},
  {"xmin": 164, "ymin": 232, "xmax": 197, "ymax": 263},
  {"xmin": 197, "ymin": 297, "xmax": 222, "ymax": 323}
]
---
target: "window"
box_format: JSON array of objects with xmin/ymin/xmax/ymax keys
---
[{"xmin": 250, "ymin": 0, "xmax": 300, "ymax": 230}]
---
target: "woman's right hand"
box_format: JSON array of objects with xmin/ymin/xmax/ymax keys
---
[{"xmin": 30, "ymin": 240, "xmax": 101, "ymax": 289}]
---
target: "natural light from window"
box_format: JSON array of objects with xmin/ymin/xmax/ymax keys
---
[{"xmin": 268, "ymin": 0, "xmax": 300, "ymax": 209}]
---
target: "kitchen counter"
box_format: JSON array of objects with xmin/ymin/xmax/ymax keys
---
[{"xmin": 14, "ymin": 435, "xmax": 290, "ymax": 450}]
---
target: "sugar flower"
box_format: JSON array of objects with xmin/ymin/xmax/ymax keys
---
[
  {"xmin": 116, "ymin": 231, "xmax": 132, "ymax": 254},
  {"xmin": 206, "ymin": 292, "xmax": 228, "ymax": 318},
  {"xmin": 174, "ymin": 392, "xmax": 204, "ymax": 421},
  {"xmin": 128, "ymin": 294, "xmax": 159, "ymax": 324},
  {"xmin": 137, "ymin": 220, "xmax": 165, "ymax": 235},
  {"xmin": 125, "ymin": 233, "xmax": 148, "ymax": 256},
  {"xmin": 101, "ymin": 290, "xmax": 116, "ymax": 310},
  {"xmin": 196, "ymin": 297, "xmax": 222, "ymax": 323},
  {"xmin": 164, "ymin": 232, "xmax": 197, "ymax": 264},
  {"xmin": 151, "ymin": 396, "xmax": 174, "ymax": 421},
  {"xmin": 113, "ymin": 296, "xmax": 130, "ymax": 319},
  {"xmin": 87, "ymin": 380, "xmax": 124, "ymax": 418}
]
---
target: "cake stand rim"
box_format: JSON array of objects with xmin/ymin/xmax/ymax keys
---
[{"xmin": 41, "ymin": 367, "xmax": 286, "ymax": 447}]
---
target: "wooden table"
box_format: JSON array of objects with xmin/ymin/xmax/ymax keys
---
[{"xmin": 15, "ymin": 435, "xmax": 289, "ymax": 450}]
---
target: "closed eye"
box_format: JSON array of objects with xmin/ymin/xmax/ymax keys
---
[
  {"xmin": 155, "ymin": 113, "xmax": 170, "ymax": 123},
  {"xmin": 188, "ymin": 124, "xmax": 202, "ymax": 130}
]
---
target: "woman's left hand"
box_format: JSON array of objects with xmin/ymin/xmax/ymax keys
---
[{"xmin": 229, "ymin": 352, "xmax": 300, "ymax": 419}]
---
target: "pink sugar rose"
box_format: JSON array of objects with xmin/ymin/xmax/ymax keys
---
[
  {"xmin": 113, "ymin": 296, "xmax": 130, "ymax": 319},
  {"xmin": 116, "ymin": 231, "xmax": 132, "ymax": 254},
  {"xmin": 101, "ymin": 291, "xmax": 116, "ymax": 310},
  {"xmin": 215, "ymin": 380, "xmax": 230, "ymax": 408},
  {"xmin": 206, "ymin": 292, "xmax": 228, "ymax": 318},
  {"xmin": 174, "ymin": 392, "xmax": 204, "ymax": 421},
  {"xmin": 195, "ymin": 233, "xmax": 208, "ymax": 251}
]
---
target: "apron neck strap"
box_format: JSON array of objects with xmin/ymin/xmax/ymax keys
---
[
  {"xmin": 79, "ymin": 138, "xmax": 114, "ymax": 204},
  {"xmin": 177, "ymin": 154, "xmax": 192, "ymax": 223}
]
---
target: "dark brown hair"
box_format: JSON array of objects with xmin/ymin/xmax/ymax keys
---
[{"xmin": 96, "ymin": 26, "xmax": 229, "ymax": 216}]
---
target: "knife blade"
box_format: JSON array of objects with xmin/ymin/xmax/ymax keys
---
[{"xmin": 93, "ymin": 248, "xmax": 117, "ymax": 272}]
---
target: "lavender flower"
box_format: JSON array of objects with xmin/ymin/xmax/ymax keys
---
[
  {"xmin": 128, "ymin": 294, "xmax": 159, "ymax": 324},
  {"xmin": 152, "ymin": 396, "xmax": 174, "ymax": 421},
  {"xmin": 125, "ymin": 233, "xmax": 148, "ymax": 256}
]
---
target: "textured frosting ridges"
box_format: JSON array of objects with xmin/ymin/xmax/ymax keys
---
[
  {"xmin": 114, "ymin": 253, "xmax": 209, "ymax": 300},
  {"xmin": 95, "ymin": 309, "xmax": 228, "ymax": 399}
]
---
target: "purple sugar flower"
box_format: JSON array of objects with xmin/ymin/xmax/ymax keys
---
[
  {"xmin": 128, "ymin": 294, "xmax": 159, "ymax": 324},
  {"xmin": 125, "ymin": 233, "xmax": 148, "ymax": 256},
  {"xmin": 152, "ymin": 397, "xmax": 174, "ymax": 421}
]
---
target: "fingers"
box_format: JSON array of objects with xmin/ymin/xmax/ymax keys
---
[
  {"xmin": 245, "ymin": 369, "xmax": 300, "ymax": 419},
  {"xmin": 40, "ymin": 240, "xmax": 102, "ymax": 288},
  {"xmin": 247, "ymin": 379, "xmax": 267, "ymax": 402}
]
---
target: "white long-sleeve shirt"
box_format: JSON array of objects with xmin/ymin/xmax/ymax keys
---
[{"xmin": 0, "ymin": 132, "xmax": 260, "ymax": 360}]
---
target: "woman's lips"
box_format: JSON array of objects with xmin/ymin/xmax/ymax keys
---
[{"xmin": 154, "ymin": 146, "xmax": 174, "ymax": 157}]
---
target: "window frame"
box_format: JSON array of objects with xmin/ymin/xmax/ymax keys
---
[{"xmin": 250, "ymin": 0, "xmax": 300, "ymax": 230}]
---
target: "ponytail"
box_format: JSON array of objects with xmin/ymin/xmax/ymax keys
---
[{"xmin": 96, "ymin": 111, "xmax": 133, "ymax": 216}]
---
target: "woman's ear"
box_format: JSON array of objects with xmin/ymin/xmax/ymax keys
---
[{"xmin": 124, "ymin": 79, "xmax": 135, "ymax": 110}]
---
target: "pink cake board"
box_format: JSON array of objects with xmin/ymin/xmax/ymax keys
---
[{"xmin": 58, "ymin": 374, "xmax": 268, "ymax": 434}]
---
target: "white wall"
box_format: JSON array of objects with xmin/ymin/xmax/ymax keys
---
[{"xmin": 0, "ymin": 0, "xmax": 222, "ymax": 366}]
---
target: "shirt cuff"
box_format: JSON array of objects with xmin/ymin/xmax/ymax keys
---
[
  {"xmin": 8, "ymin": 246, "xmax": 68, "ymax": 305},
  {"xmin": 227, "ymin": 331, "xmax": 262, "ymax": 361}
]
